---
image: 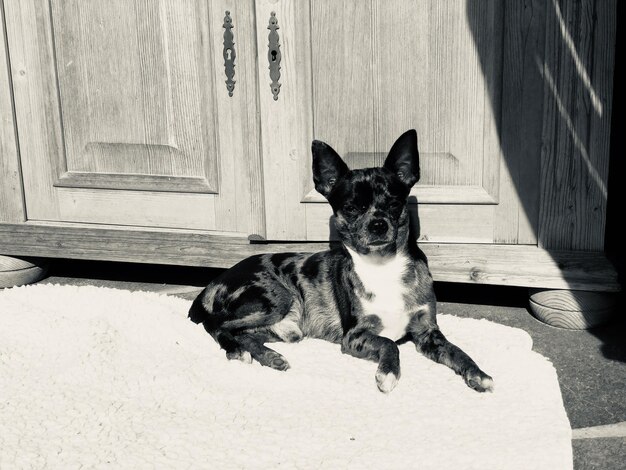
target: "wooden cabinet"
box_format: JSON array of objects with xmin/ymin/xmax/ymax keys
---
[
  {"xmin": 0, "ymin": 0, "xmax": 620, "ymax": 295},
  {"xmin": 4, "ymin": 0, "xmax": 264, "ymax": 235},
  {"xmin": 259, "ymin": 0, "xmax": 533, "ymax": 244}
]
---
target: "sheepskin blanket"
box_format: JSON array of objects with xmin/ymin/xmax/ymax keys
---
[{"xmin": 0, "ymin": 284, "xmax": 572, "ymax": 469}]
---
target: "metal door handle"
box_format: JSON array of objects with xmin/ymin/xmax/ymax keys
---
[
  {"xmin": 223, "ymin": 11, "xmax": 236, "ymax": 97},
  {"xmin": 267, "ymin": 12, "xmax": 281, "ymax": 100}
]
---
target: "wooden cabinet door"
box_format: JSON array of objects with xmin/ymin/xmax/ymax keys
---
[
  {"xmin": 5, "ymin": 0, "xmax": 264, "ymax": 236},
  {"xmin": 256, "ymin": 0, "xmax": 544, "ymax": 244}
]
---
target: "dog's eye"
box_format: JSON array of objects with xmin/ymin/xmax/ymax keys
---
[
  {"xmin": 343, "ymin": 204, "xmax": 358, "ymax": 214},
  {"xmin": 389, "ymin": 200, "xmax": 404, "ymax": 210}
]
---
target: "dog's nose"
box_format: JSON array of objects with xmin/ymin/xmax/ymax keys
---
[{"xmin": 368, "ymin": 219, "xmax": 388, "ymax": 236}]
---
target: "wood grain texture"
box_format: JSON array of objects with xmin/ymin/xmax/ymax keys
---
[
  {"xmin": 304, "ymin": 203, "xmax": 496, "ymax": 243},
  {"xmin": 310, "ymin": 0, "xmax": 374, "ymax": 165},
  {"xmin": 529, "ymin": 289, "xmax": 616, "ymax": 329},
  {"xmin": 0, "ymin": 254, "xmax": 47, "ymax": 288},
  {"xmin": 279, "ymin": 0, "xmax": 520, "ymax": 244},
  {"xmin": 310, "ymin": 0, "xmax": 501, "ymax": 195},
  {"xmin": 0, "ymin": 1, "xmax": 25, "ymax": 223},
  {"xmin": 493, "ymin": 0, "xmax": 546, "ymax": 244},
  {"xmin": 423, "ymin": 243, "xmax": 619, "ymax": 292},
  {"xmin": 0, "ymin": 253, "xmax": 43, "ymax": 271},
  {"xmin": 4, "ymin": 0, "xmax": 63, "ymax": 220},
  {"xmin": 538, "ymin": 0, "xmax": 615, "ymax": 250},
  {"xmin": 48, "ymin": 0, "xmax": 218, "ymax": 191},
  {"xmin": 54, "ymin": 172, "xmax": 215, "ymax": 193},
  {"xmin": 56, "ymin": 188, "xmax": 218, "ymax": 230},
  {"xmin": 303, "ymin": 184, "xmax": 497, "ymax": 205},
  {"xmin": 5, "ymin": 0, "xmax": 265, "ymax": 235},
  {"xmin": 585, "ymin": 0, "xmax": 616, "ymax": 247},
  {"xmin": 255, "ymin": 0, "xmax": 311, "ymax": 239},
  {"xmin": 209, "ymin": 0, "xmax": 265, "ymax": 237},
  {"xmin": 0, "ymin": 223, "xmax": 619, "ymax": 291}
]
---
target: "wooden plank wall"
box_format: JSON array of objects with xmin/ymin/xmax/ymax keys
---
[
  {"xmin": 496, "ymin": 0, "xmax": 546, "ymax": 244},
  {"xmin": 0, "ymin": 223, "xmax": 619, "ymax": 292},
  {"xmin": 254, "ymin": 0, "xmax": 311, "ymax": 240},
  {"xmin": 538, "ymin": 0, "xmax": 616, "ymax": 251},
  {"xmin": 0, "ymin": 0, "xmax": 24, "ymax": 223}
]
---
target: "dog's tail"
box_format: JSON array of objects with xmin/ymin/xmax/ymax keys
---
[
  {"xmin": 188, "ymin": 294, "xmax": 208, "ymax": 324},
  {"xmin": 188, "ymin": 290, "xmax": 226, "ymax": 336},
  {"xmin": 189, "ymin": 297, "xmax": 240, "ymax": 355}
]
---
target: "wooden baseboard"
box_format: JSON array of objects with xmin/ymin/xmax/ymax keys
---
[{"xmin": 0, "ymin": 222, "xmax": 620, "ymax": 292}]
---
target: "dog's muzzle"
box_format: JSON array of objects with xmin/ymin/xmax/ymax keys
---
[{"xmin": 368, "ymin": 218, "xmax": 389, "ymax": 236}]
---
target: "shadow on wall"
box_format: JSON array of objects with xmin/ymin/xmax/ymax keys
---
[
  {"xmin": 604, "ymin": 0, "xmax": 625, "ymax": 289},
  {"xmin": 466, "ymin": 0, "xmax": 613, "ymax": 252},
  {"xmin": 594, "ymin": 0, "xmax": 624, "ymax": 362},
  {"xmin": 467, "ymin": 0, "xmax": 623, "ymax": 361}
]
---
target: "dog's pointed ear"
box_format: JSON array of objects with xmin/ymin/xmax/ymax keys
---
[
  {"xmin": 384, "ymin": 129, "xmax": 420, "ymax": 188},
  {"xmin": 312, "ymin": 140, "xmax": 349, "ymax": 198}
]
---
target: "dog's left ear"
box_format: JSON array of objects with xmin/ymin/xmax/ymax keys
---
[
  {"xmin": 384, "ymin": 129, "xmax": 420, "ymax": 188},
  {"xmin": 312, "ymin": 140, "xmax": 349, "ymax": 198}
]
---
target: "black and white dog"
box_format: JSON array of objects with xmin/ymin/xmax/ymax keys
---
[{"xmin": 189, "ymin": 130, "xmax": 493, "ymax": 393}]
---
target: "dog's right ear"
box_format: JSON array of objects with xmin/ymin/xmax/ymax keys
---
[
  {"xmin": 312, "ymin": 140, "xmax": 349, "ymax": 198},
  {"xmin": 384, "ymin": 129, "xmax": 420, "ymax": 188}
]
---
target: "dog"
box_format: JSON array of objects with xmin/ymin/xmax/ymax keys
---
[{"xmin": 189, "ymin": 129, "xmax": 493, "ymax": 393}]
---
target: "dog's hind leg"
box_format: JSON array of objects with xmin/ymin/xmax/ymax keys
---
[
  {"xmin": 209, "ymin": 326, "xmax": 289, "ymax": 369},
  {"xmin": 212, "ymin": 329, "xmax": 253, "ymax": 364},
  {"xmin": 236, "ymin": 333, "xmax": 291, "ymax": 371},
  {"xmin": 190, "ymin": 272, "xmax": 298, "ymax": 370}
]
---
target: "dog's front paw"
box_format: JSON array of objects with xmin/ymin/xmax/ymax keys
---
[
  {"xmin": 375, "ymin": 369, "xmax": 399, "ymax": 393},
  {"xmin": 464, "ymin": 369, "xmax": 494, "ymax": 393}
]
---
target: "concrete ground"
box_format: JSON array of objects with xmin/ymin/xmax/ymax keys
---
[{"xmin": 37, "ymin": 259, "xmax": 626, "ymax": 470}]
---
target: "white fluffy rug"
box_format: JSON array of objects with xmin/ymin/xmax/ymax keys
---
[{"xmin": 0, "ymin": 284, "xmax": 572, "ymax": 469}]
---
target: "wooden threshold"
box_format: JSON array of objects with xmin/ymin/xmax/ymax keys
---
[{"xmin": 0, "ymin": 223, "xmax": 620, "ymax": 292}]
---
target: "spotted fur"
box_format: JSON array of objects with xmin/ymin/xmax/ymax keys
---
[{"xmin": 190, "ymin": 129, "xmax": 493, "ymax": 393}]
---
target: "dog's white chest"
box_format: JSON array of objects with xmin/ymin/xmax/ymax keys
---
[{"xmin": 349, "ymin": 251, "xmax": 411, "ymax": 341}]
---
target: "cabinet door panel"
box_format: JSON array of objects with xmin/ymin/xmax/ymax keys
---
[
  {"xmin": 6, "ymin": 0, "xmax": 264, "ymax": 234},
  {"xmin": 257, "ymin": 0, "xmax": 541, "ymax": 243},
  {"xmin": 310, "ymin": 0, "xmax": 498, "ymax": 202},
  {"xmin": 51, "ymin": 0, "xmax": 216, "ymax": 192}
]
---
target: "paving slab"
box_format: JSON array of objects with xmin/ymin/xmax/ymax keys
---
[{"xmin": 572, "ymin": 437, "xmax": 626, "ymax": 470}]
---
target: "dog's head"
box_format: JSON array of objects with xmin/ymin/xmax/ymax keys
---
[{"xmin": 312, "ymin": 129, "xmax": 420, "ymax": 256}]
